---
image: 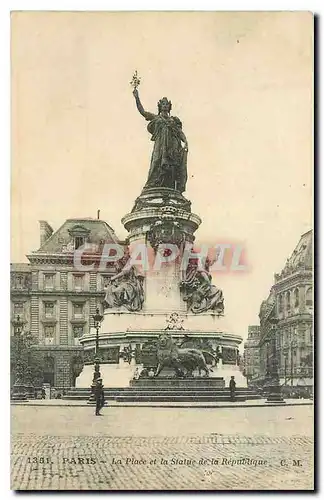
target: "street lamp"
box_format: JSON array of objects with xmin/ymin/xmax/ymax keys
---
[
  {"xmin": 11, "ymin": 315, "xmax": 28, "ymax": 401},
  {"xmin": 290, "ymin": 338, "xmax": 298, "ymax": 388},
  {"xmin": 88, "ymin": 307, "xmax": 104, "ymax": 403},
  {"xmin": 283, "ymin": 346, "xmax": 289, "ymax": 387},
  {"xmin": 24, "ymin": 331, "xmax": 35, "ymax": 399},
  {"xmin": 93, "ymin": 307, "xmax": 104, "ymax": 357},
  {"xmin": 266, "ymin": 318, "xmax": 285, "ymax": 404}
]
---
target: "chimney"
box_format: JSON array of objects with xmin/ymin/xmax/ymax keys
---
[{"xmin": 39, "ymin": 220, "xmax": 54, "ymax": 247}]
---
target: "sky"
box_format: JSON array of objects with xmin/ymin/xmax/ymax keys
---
[{"xmin": 11, "ymin": 11, "xmax": 313, "ymax": 340}]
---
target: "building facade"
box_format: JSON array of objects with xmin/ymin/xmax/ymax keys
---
[
  {"xmin": 243, "ymin": 325, "xmax": 260, "ymax": 386},
  {"xmin": 11, "ymin": 217, "xmax": 123, "ymax": 388},
  {"xmin": 255, "ymin": 230, "xmax": 313, "ymax": 392}
]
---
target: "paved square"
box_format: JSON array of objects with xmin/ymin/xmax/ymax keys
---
[{"xmin": 11, "ymin": 404, "xmax": 314, "ymax": 490}]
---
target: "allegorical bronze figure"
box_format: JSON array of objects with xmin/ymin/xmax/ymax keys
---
[
  {"xmin": 131, "ymin": 72, "xmax": 188, "ymax": 193},
  {"xmin": 103, "ymin": 257, "xmax": 144, "ymax": 312},
  {"xmin": 180, "ymin": 260, "xmax": 225, "ymax": 315}
]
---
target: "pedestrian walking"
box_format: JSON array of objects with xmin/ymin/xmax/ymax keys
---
[
  {"xmin": 229, "ymin": 376, "xmax": 236, "ymax": 401},
  {"xmin": 94, "ymin": 378, "xmax": 105, "ymax": 416}
]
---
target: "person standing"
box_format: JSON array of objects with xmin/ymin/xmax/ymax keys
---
[
  {"xmin": 94, "ymin": 378, "xmax": 105, "ymax": 416},
  {"xmin": 229, "ymin": 376, "xmax": 236, "ymax": 401}
]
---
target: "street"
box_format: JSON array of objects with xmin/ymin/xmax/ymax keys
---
[{"xmin": 11, "ymin": 404, "xmax": 314, "ymax": 490}]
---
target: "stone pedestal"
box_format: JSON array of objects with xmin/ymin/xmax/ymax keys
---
[
  {"xmin": 76, "ymin": 186, "xmax": 246, "ymax": 391},
  {"xmin": 99, "ymin": 310, "xmax": 230, "ymax": 334},
  {"xmin": 76, "ymin": 362, "xmax": 140, "ymax": 389},
  {"xmin": 218, "ymin": 365, "xmax": 247, "ymax": 388}
]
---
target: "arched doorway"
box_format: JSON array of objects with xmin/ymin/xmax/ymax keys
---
[{"xmin": 43, "ymin": 356, "xmax": 55, "ymax": 386}]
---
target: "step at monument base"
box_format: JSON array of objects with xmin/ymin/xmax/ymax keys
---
[
  {"xmin": 129, "ymin": 377, "xmax": 225, "ymax": 388},
  {"xmin": 63, "ymin": 377, "xmax": 260, "ymax": 403}
]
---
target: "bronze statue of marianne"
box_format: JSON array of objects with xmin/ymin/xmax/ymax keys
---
[{"xmin": 132, "ymin": 87, "xmax": 188, "ymax": 193}]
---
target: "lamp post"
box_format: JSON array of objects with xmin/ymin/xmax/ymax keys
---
[
  {"xmin": 290, "ymin": 338, "xmax": 298, "ymax": 388},
  {"xmin": 262, "ymin": 338, "xmax": 272, "ymax": 391},
  {"xmin": 266, "ymin": 318, "xmax": 285, "ymax": 404},
  {"xmin": 11, "ymin": 315, "xmax": 28, "ymax": 401},
  {"xmin": 88, "ymin": 307, "xmax": 104, "ymax": 403},
  {"xmin": 283, "ymin": 346, "xmax": 289, "ymax": 386},
  {"xmin": 24, "ymin": 331, "xmax": 35, "ymax": 399}
]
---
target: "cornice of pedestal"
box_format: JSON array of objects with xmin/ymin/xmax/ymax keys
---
[
  {"xmin": 122, "ymin": 207, "xmax": 201, "ymax": 232},
  {"xmin": 122, "ymin": 187, "xmax": 201, "ymax": 236},
  {"xmin": 80, "ymin": 330, "xmax": 243, "ymax": 346}
]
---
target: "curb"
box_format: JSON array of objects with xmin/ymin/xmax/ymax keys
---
[{"xmin": 11, "ymin": 401, "xmax": 313, "ymax": 409}]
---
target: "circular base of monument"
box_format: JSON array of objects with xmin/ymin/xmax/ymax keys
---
[{"xmin": 78, "ymin": 310, "xmax": 246, "ymax": 388}]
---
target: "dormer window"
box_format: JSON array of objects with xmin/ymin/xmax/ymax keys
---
[
  {"xmin": 75, "ymin": 236, "xmax": 85, "ymax": 250},
  {"xmin": 68, "ymin": 225, "xmax": 91, "ymax": 251}
]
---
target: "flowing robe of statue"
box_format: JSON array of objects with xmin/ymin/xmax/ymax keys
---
[
  {"xmin": 181, "ymin": 265, "xmax": 224, "ymax": 315},
  {"xmin": 104, "ymin": 266, "xmax": 144, "ymax": 312},
  {"xmin": 132, "ymin": 89, "xmax": 188, "ymax": 193},
  {"xmin": 145, "ymin": 115, "xmax": 188, "ymax": 192}
]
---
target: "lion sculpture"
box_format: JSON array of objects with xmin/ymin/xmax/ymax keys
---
[{"xmin": 155, "ymin": 333, "xmax": 216, "ymax": 378}]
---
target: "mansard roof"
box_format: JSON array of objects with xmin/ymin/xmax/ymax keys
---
[
  {"xmin": 275, "ymin": 229, "xmax": 313, "ymax": 282},
  {"xmin": 33, "ymin": 218, "xmax": 122, "ymax": 255}
]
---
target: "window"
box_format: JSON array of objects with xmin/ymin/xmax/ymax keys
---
[
  {"xmin": 294, "ymin": 288, "xmax": 299, "ymax": 308},
  {"xmin": 73, "ymin": 325, "xmax": 84, "ymax": 338},
  {"xmin": 44, "ymin": 274, "xmax": 55, "ymax": 290},
  {"xmin": 44, "ymin": 326, "xmax": 55, "ymax": 345},
  {"xmin": 306, "ymin": 287, "xmax": 313, "ymax": 307},
  {"xmin": 286, "ymin": 291, "xmax": 291, "ymax": 312},
  {"xmin": 15, "ymin": 275, "xmax": 24, "ymax": 289},
  {"xmin": 73, "ymin": 275, "xmax": 84, "ymax": 291},
  {"xmin": 72, "ymin": 325, "xmax": 83, "ymax": 346},
  {"xmin": 278, "ymin": 294, "xmax": 283, "ymax": 313},
  {"xmin": 13, "ymin": 302, "xmax": 24, "ymax": 317},
  {"xmin": 44, "ymin": 302, "xmax": 54, "ymax": 318},
  {"xmin": 75, "ymin": 236, "xmax": 84, "ymax": 250},
  {"xmin": 73, "ymin": 303, "xmax": 83, "ymax": 319},
  {"xmin": 44, "ymin": 325, "xmax": 55, "ymax": 337}
]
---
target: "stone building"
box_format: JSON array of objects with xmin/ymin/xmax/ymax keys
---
[
  {"xmin": 257, "ymin": 229, "xmax": 313, "ymax": 391},
  {"xmin": 11, "ymin": 217, "xmax": 122, "ymax": 388},
  {"xmin": 243, "ymin": 325, "xmax": 260, "ymax": 386}
]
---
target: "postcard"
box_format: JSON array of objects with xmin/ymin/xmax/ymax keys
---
[{"xmin": 11, "ymin": 11, "xmax": 314, "ymax": 491}]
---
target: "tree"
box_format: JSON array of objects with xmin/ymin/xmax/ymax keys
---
[{"xmin": 11, "ymin": 332, "xmax": 44, "ymax": 387}]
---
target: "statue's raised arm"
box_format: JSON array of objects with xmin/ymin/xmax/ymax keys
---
[{"xmin": 132, "ymin": 88, "xmax": 156, "ymax": 122}]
